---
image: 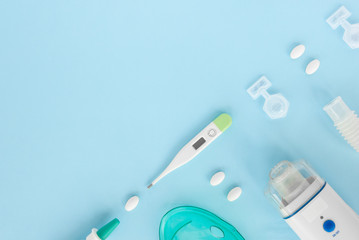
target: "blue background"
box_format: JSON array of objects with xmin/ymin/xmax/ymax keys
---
[{"xmin": 1, "ymin": 0, "xmax": 359, "ymax": 239}]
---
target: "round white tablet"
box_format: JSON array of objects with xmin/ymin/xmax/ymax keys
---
[
  {"xmin": 227, "ymin": 187, "xmax": 242, "ymax": 202},
  {"xmin": 290, "ymin": 44, "xmax": 306, "ymax": 59},
  {"xmin": 125, "ymin": 195, "xmax": 139, "ymax": 212},
  {"xmin": 305, "ymin": 59, "xmax": 320, "ymax": 75},
  {"xmin": 210, "ymin": 171, "xmax": 225, "ymax": 186}
]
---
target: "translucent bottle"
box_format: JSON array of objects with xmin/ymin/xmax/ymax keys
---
[
  {"xmin": 324, "ymin": 96, "xmax": 359, "ymax": 152},
  {"xmin": 327, "ymin": 6, "xmax": 359, "ymax": 49}
]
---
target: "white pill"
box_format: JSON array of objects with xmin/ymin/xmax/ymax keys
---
[
  {"xmin": 305, "ymin": 59, "xmax": 320, "ymax": 75},
  {"xmin": 227, "ymin": 187, "xmax": 242, "ymax": 202},
  {"xmin": 210, "ymin": 171, "xmax": 225, "ymax": 186},
  {"xmin": 290, "ymin": 44, "xmax": 306, "ymax": 59},
  {"xmin": 125, "ymin": 195, "xmax": 139, "ymax": 212}
]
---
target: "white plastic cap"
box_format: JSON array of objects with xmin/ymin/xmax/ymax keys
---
[
  {"xmin": 327, "ymin": 6, "xmax": 351, "ymax": 29},
  {"xmin": 323, "ymin": 96, "xmax": 352, "ymax": 124},
  {"xmin": 86, "ymin": 229, "xmax": 101, "ymax": 240}
]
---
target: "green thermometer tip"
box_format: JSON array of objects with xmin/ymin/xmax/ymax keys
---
[{"xmin": 213, "ymin": 113, "xmax": 232, "ymax": 132}]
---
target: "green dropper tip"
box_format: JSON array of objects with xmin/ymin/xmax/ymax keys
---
[{"xmin": 97, "ymin": 218, "xmax": 120, "ymax": 240}]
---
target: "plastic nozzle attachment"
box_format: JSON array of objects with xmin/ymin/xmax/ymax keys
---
[
  {"xmin": 247, "ymin": 76, "xmax": 289, "ymax": 119},
  {"xmin": 97, "ymin": 218, "xmax": 120, "ymax": 240},
  {"xmin": 266, "ymin": 160, "xmax": 324, "ymax": 218},
  {"xmin": 324, "ymin": 97, "xmax": 359, "ymax": 152},
  {"xmin": 323, "ymin": 96, "xmax": 352, "ymax": 123},
  {"xmin": 327, "ymin": 6, "xmax": 351, "ymax": 29},
  {"xmin": 269, "ymin": 161, "xmax": 309, "ymax": 205}
]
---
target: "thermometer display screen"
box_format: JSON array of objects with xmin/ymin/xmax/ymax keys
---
[{"xmin": 193, "ymin": 137, "xmax": 206, "ymax": 150}]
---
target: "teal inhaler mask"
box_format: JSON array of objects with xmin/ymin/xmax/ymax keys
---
[{"xmin": 159, "ymin": 206, "xmax": 245, "ymax": 240}]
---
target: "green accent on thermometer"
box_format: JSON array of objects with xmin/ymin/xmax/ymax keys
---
[
  {"xmin": 213, "ymin": 113, "xmax": 232, "ymax": 132},
  {"xmin": 147, "ymin": 113, "xmax": 232, "ymax": 189}
]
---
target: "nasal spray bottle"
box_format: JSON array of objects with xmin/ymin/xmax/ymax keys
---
[
  {"xmin": 266, "ymin": 160, "xmax": 359, "ymax": 239},
  {"xmin": 86, "ymin": 218, "xmax": 120, "ymax": 240}
]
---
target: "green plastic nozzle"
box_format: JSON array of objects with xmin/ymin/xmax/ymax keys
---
[{"xmin": 97, "ymin": 218, "xmax": 120, "ymax": 240}]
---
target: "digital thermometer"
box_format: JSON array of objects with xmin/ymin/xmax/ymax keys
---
[{"xmin": 147, "ymin": 113, "xmax": 232, "ymax": 189}]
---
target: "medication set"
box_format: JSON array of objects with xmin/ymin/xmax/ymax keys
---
[{"xmin": 86, "ymin": 5, "xmax": 359, "ymax": 240}]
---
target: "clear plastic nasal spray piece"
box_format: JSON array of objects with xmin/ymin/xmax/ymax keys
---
[
  {"xmin": 247, "ymin": 76, "xmax": 289, "ymax": 119},
  {"xmin": 324, "ymin": 96, "xmax": 359, "ymax": 152},
  {"xmin": 327, "ymin": 6, "xmax": 359, "ymax": 49}
]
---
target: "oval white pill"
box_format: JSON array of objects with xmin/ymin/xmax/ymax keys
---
[
  {"xmin": 306, "ymin": 59, "xmax": 320, "ymax": 75},
  {"xmin": 227, "ymin": 187, "xmax": 242, "ymax": 202},
  {"xmin": 125, "ymin": 195, "xmax": 139, "ymax": 212},
  {"xmin": 290, "ymin": 44, "xmax": 305, "ymax": 59},
  {"xmin": 210, "ymin": 171, "xmax": 225, "ymax": 186}
]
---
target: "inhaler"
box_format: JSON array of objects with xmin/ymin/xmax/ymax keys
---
[{"xmin": 266, "ymin": 160, "xmax": 359, "ymax": 240}]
